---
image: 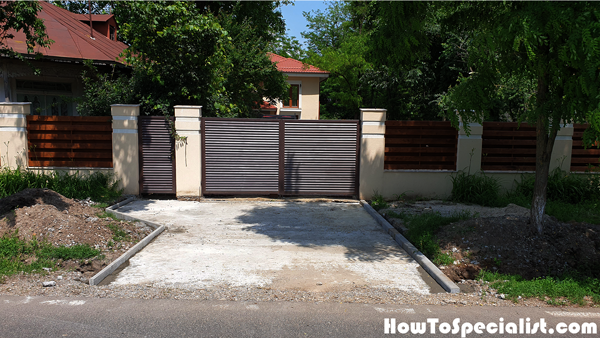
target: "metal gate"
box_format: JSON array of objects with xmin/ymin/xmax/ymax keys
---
[
  {"xmin": 139, "ymin": 116, "xmax": 176, "ymax": 194},
  {"xmin": 202, "ymin": 118, "xmax": 359, "ymax": 197}
]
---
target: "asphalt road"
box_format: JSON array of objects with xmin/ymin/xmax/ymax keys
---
[{"xmin": 1, "ymin": 295, "xmax": 598, "ymax": 338}]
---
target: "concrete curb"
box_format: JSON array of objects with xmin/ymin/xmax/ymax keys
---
[
  {"xmin": 88, "ymin": 199, "xmax": 165, "ymax": 286},
  {"xmin": 360, "ymin": 200, "xmax": 460, "ymax": 294}
]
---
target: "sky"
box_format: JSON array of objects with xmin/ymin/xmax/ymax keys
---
[{"xmin": 279, "ymin": 0, "xmax": 332, "ymax": 47}]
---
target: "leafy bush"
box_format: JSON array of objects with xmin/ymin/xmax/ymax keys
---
[
  {"xmin": 514, "ymin": 169, "xmax": 600, "ymax": 204},
  {"xmin": 370, "ymin": 192, "xmax": 389, "ymax": 211},
  {"xmin": 450, "ymin": 170, "xmax": 501, "ymax": 206},
  {"xmin": 0, "ymin": 168, "xmax": 122, "ymax": 203}
]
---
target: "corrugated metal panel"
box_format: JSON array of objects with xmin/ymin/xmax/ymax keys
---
[
  {"xmin": 203, "ymin": 119, "xmax": 280, "ymax": 194},
  {"xmin": 283, "ymin": 121, "xmax": 358, "ymax": 196},
  {"xmin": 139, "ymin": 116, "xmax": 175, "ymax": 194}
]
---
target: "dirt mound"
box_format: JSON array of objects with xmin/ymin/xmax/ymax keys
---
[
  {"xmin": 381, "ymin": 201, "xmax": 600, "ymax": 282},
  {"xmin": 0, "ymin": 188, "xmax": 72, "ymax": 216},
  {"xmin": 0, "ymin": 188, "xmax": 153, "ymax": 277},
  {"xmin": 436, "ymin": 216, "xmax": 600, "ymax": 281}
]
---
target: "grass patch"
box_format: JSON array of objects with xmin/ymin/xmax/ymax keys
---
[
  {"xmin": 479, "ymin": 270, "xmax": 600, "ymax": 305},
  {"xmin": 450, "ymin": 168, "xmax": 600, "ymax": 224},
  {"xmin": 0, "ymin": 168, "xmax": 122, "ymax": 203},
  {"xmin": 96, "ymin": 211, "xmax": 120, "ymax": 222},
  {"xmin": 396, "ymin": 211, "xmax": 472, "ymax": 265},
  {"xmin": 450, "ymin": 171, "xmax": 501, "ymax": 207},
  {"xmin": 106, "ymin": 223, "xmax": 129, "ymax": 242},
  {"xmin": 0, "ymin": 232, "xmax": 99, "ymax": 281},
  {"xmin": 370, "ymin": 192, "xmax": 389, "ymax": 211}
]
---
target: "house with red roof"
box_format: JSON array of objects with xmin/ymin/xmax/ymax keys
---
[
  {"xmin": 1, "ymin": 1, "xmax": 127, "ymax": 115},
  {"xmin": 1, "ymin": 3, "xmax": 328, "ymax": 119},
  {"xmin": 267, "ymin": 53, "xmax": 329, "ymax": 120}
]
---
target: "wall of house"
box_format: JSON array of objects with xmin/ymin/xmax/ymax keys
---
[
  {"xmin": 0, "ymin": 59, "xmax": 85, "ymax": 116},
  {"xmin": 276, "ymin": 76, "xmax": 321, "ymax": 120}
]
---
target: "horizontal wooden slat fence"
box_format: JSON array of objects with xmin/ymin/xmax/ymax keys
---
[
  {"xmin": 571, "ymin": 124, "xmax": 600, "ymax": 172},
  {"xmin": 26, "ymin": 116, "xmax": 113, "ymax": 168},
  {"xmin": 481, "ymin": 122, "xmax": 537, "ymax": 171},
  {"xmin": 384, "ymin": 121, "xmax": 457, "ymax": 170}
]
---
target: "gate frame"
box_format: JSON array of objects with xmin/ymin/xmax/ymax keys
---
[{"xmin": 201, "ymin": 117, "xmax": 360, "ymax": 197}]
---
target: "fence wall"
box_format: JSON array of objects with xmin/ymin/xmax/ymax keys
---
[
  {"xmin": 26, "ymin": 115, "xmax": 113, "ymax": 168},
  {"xmin": 360, "ymin": 110, "xmax": 598, "ymax": 200},
  {"xmin": 0, "ymin": 103, "xmax": 140, "ymax": 195}
]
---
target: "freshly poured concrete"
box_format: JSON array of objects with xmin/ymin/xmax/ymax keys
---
[{"xmin": 109, "ymin": 200, "xmax": 431, "ymax": 294}]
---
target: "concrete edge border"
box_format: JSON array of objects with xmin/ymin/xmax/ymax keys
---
[
  {"xmin": 88, "ymin": 199, "xmax": 165, "ymax": 286},
  {"xmin": 360, "ymin": 200, "xmax": 460, "ymax": 294}
]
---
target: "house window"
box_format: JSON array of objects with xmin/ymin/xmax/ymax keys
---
[
  {"xmin": 283, "ymin": 84, "xmax": 300, "ymax": 108},
  {"xmin": 110, "ymin": 25, "xmax": 116, "ymax": 40},
  {"xmin": 16, "ymin": 80, "xmax": 73, "ymax": 116}
]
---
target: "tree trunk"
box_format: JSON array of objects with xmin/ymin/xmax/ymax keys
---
[{"xmin": 530, "ymin": 66, "xmax": 557, "ymax": 234}]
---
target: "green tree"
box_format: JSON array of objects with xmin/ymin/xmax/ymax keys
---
[
  {"xmin": 440, "ymin": 2, "xmax": 600, "ymax": 233},
  {"xmin": 76, "ymin": 1, "xmax": 288, "ymax": 117}
]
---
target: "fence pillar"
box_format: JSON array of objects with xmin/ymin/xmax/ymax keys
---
[
  {"xmin": 174, "ymin": 105, "xmax": 202, "ymax": 197},
  {"xmin": 456, "ymin": 122, "xmax": 483, "ymax": 172},
  {"xmin": 111, "ymin": 104, "xmax": 140, "ymax": 195},
  {"xmin": 359, "ymin": 108, "xmax": 387, "ymax": 200},
  {"xmin": 550, "ymin": 123, "xmax": 574, "ymax": 172},
  {"xmin": 0, "ymin": 102, "xmax": 30, "ymax": 169}
]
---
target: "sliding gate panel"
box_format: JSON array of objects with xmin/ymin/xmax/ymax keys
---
[
  {"xmin": 202, "ymin": 119, "xmax": 280, "ymax": 194},
  {"xmin": 283, "ymin": 121, "xmax": 359, "ymax": 196}
]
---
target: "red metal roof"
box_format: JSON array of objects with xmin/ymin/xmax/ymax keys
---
[
  {"xmin": 268, "ymin": 53, "xmax": 328, "ymax": 74},
  {"xmin": 5, "ymin": 2, "xmax": 127, "ymax": 63},
  {"xmin": 70, "ymin": 13, "xmax": 115, "ymax": 22}
]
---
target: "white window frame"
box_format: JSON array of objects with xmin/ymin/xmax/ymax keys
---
[{"xmin": 280, "ymin": 80, "xmax": 302, "ymax": 113}]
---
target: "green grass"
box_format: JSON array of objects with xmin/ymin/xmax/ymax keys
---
[
  {"xmin": 0, "ymin": 168, "xmax": 122, "ymax": 203},
  {"xmin": 0, "ymin": 232, "xmax": 99, "ymax": 282},
  {"xmin": 450, "ymin": 170, "xmax": 502, "ymax": 207},
  {"xmin": 396, "ymin": 211, "xmax": 473, "ymax": 265},
  {"xmin": 105, "ymin": 222, "xmax": 130, "ymax": 242},
  {"xmin": 450, "ymin": 168, "xmax": 600, "ymax": 224},
  {"xmin": 479, "ymin": 270, "xmax": 600, "ymax": 305},
  {"xmin": 370, "ymin": 192, "xmax": 389, "ymax": 211}
]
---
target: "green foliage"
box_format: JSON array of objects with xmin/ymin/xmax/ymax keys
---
[
  {"xmin": 0, "ymin": 232, "xmax": 99, "ymax": 280},
  {"xmin": 106, "ymin": 223, "xmax": 129, "ymax": 242},
  {"xmin": 399, "ymin": 211, "xmax": 472, "ymax": 264},
  {"xmin": 0, "ymin": 1, "xmax": 52, "ymax": 56},
  {"xmin": 450, "ymin": 171, "xmax": 501, "ymax": 207},
  {"xmin": 0, "ymin": 168, "xmax": 122, "ymax": 203},
  {"xmin": 440, "ymin": 2, "xmax": 600, "ymax": 231},
  {"xmin": 513, "ymin": 169, "xmax": 600, "ymax": 205},
  {"xmin": 370, "ymin": 192, "xmax": 389, "ymax": 211},
  {"xmin": 479, "ymin": 270, "xmax": 600, "ymax": 305},
  {"xmin": 74, "ymin": 1, "xmax": 287, "ymax": 118}
]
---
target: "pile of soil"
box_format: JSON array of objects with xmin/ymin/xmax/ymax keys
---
[
  {"xmin": 0, "ymin": 188, "xmax": 153, "ymax": 276},
  {"xmin": 381, "ymin": 201, "xmax": 600, "ymax": 282}
]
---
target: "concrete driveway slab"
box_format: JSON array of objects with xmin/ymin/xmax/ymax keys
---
[{"xmin": 109, "ymin": 200, "xmax": 433, "ymax": 294}]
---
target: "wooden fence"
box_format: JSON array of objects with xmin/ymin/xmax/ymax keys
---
[
  {"xmin": 26, "ymin": 116, "xmax": 113, "ymax": 168},
  {"xmin": 384, "ymin": 121, "xmax": 458, "ymax": 170},
  {"xmin": 481, "ymin": 122, "xmax": 537, "ymax": 171},
  {"xmin": 571, "ymin": 124, "xmax": 600, "ymax": 172}
]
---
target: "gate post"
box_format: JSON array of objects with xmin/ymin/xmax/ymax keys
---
[
  {"xmin": 359, "ymin": 108, "xmax": 387, "ymax": 200},
  {"xmin": 111, "ymin": 104, "xmax": 140, "ymax": 195},
  {"xmin": 174, "ymin": 105, "xmax": 202, "ymax": 197},
  {"xmin": 456, "ymin": 121, "xmax": 483, "ymax": 172},
  {"xmin": 0, "ymin": 102, "xmax": 30, "ymax": 169}
]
